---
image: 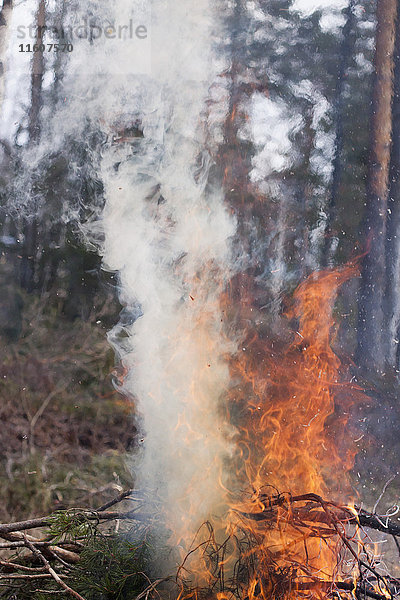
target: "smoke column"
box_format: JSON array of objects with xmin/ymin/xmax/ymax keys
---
[
  {"xmin": 32, "ymin": 0, "xmax": 238, "ymax": 557},
  {"xmin": 98, "ymin": 1, "xmax": 237, "ymax": 549}
]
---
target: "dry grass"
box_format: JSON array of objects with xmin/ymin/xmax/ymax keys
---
[{"xmin": 0, "ymin": 293, "xmax": 136, "ymax": 522}]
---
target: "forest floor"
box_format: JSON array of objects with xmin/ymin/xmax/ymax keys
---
[{"xmin": 0, "ymin": 293, "xmax": 136, "ymax": 523}]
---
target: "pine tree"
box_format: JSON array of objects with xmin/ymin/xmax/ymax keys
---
[
  {"xmin": 356, "ymin": 0, "xmax": 398, "ymax": 374},
  {"xmin": 20, "ymin": 0, "xmax": 45, "ymax": 292},
  {"xmin": 0, "ymin": 0, "xmax": 12, "ymax": 111},
  {"xmin": 384, "ymin": 0, "xmax": 400, "ymax": 374}
]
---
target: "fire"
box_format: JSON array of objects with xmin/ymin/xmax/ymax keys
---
[
  {"xmin": 224, "ymin": 263, "xmax": 361, "ymax": 599},
  {"xmin": 231, "ymin": 264, "xmax": 360, "ymax": 500},
  {"xmin": 174, "ymin": 263, "xmax": 364, "ymax": 600}
]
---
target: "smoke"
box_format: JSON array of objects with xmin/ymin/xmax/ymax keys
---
[
  {"xmin": 29, "ymin": 0, "xmax": 238, "ymax": 558},
  {"xmin": 0, "ymin": 0, "xmax": 238, "ymax": 567}
]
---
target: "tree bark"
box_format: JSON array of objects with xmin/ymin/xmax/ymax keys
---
[
  {"xmin": 385, "ymin": 1, "xmax": 400, "ymax": 373},
  {"xmin": 356, "ymin": 0, "xmax": 397, "ymax": 374},
  {"xmin": 20, "ymin": 0, "xmax": 45, "ymax": 292},
  {"xmin": 0, "ymin": 0, "xmax": 13, "ymax": 112},
  {"xmin": 322, "ymin": 0, "xmax": 356, "ymax": 267},
  {"xmin": 295, "ymin": 102, "xmax": 314, "ymax": 279}
]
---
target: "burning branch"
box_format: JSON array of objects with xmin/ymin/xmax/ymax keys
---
[
  {"xmin": 0, "ymin": 487, "xmax": 399, "ymax": 600},
  {"xmin": 175, "ymin": 490, "xmax": 400, "ymax": 600},
  {"xmin": 238, "ymin": 492, "xmax": 400, "ymax": 538}
]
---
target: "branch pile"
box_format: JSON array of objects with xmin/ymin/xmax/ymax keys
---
[
  {"xmin": 177, "ymin": 491, "xmax": 400, "ymax": 600},
  {"xmin": 0, "ymin": 489, "xmax": 400, "ymax": 600}
]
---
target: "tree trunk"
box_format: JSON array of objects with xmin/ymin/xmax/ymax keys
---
[
  {"xmin": 322, "ymin": 0, "xmax": 356, "ymax": 267},
  {"xmin": 356, "ymin": 0, "xmax": 397, "ymax": 375},
  {"xmin": 384, "ymin": 2, "xmax": 400, "ymax": 374},
  {"xmin": 220, "ymin": 0, "xmax": 256, "ymax": 306},
  {"xmin": 20, "ymin": 0, "xmax": 45, "ymax": 292},
  {"xmin": 295, "ymin": 103, "xmax": 314, "ymax": 279},
  {"xmin": 28, "ymin": 0, "xmax": 45, "ymax": 144},
  {"xmin": 0, "ymin": 0, "xmax": 13, "ymax": 111}
]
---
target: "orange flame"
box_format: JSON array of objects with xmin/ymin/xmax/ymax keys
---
[
  {"xmin": 174, "ymin": 262, "xmax": 365, "ymax": 600},
  {"xmin": 231, "ymin": 264, "xmax": 360, "ymax": 500},
  {"xmin": 224, "ymin": 263, "xmax": 362, "ymax": 599}
]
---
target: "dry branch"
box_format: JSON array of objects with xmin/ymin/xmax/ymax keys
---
[
  {"xmin": 239, "ymin": 492, "xmax": 400, "ymax": 538},
  {"xmin": 0, "ymin": 489, "xmax": 399, "ymax": 600},
  {"xmin": 0, "ymin": 573, "xmax": 53, "ymax": 580},
  {"xmin": 0, "ymin": 509, "xmax": 144, "ymax": 535},
  {"xmin": 0, "ymin": 489, "xmax": 142, "ymax": 599},
  {"xmin": 0, "ymin": 559, "xmax": 47, "ymax": 573},
  {"xmin": 23, "ymin": 535, "xmax": 86, "ymax": 600},
  {"xmin": 1, "ymin": 531, "xmax": 80, "ymax": 564}
]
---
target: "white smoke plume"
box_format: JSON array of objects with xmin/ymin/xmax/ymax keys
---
[{"xmin": 15, "ymin": 0, "xmax": 238, "ymax": 559}]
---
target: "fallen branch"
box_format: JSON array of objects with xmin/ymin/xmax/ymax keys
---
[
  {"xmin": 1, "ymin": 531, "xmax": 80, "ymax": 564},
  {"xmin": 0, "ymin": 540, "xmax": 83, "ymax": 550},
  {"xmin": 239, "ymin": 492, "xmax": 400, "ymax": 538},
  {"xmin": 23, "ymin": 535, "xmax": 86, "ymax": 600},
  {"xmin": 0, "ymin": 559, "xmax": 47, "ymax": 573},
  {"xmin": 0, "ymin": 573, "xmax": 53, "ymax": 580},
  {"xmin": 95, "ymin": 487, "xmax": 135, "ymax": 511},
  {"xmin": 1, "ymin": 488, "xmax": 399, "ymax": 600},
  {"xmin": 0, "ymin": 509, "xmax": 144, "ymax": 536},
  {"xmin": 357, "ymin": 508, "xmax": 400, "ymax": 536},
  {"xmin": 288, "ymin": 580, "xmax": 400, "ymax": 600}
]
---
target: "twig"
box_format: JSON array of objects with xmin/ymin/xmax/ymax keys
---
[
  {"xmin": 1, "ymin": 531, "xmax": 80, "ymax": 564},
  {"xmin": 0, "ymin": 509, "xmax": 143, "ymax": 535},
  {"xmin": 32, "ymin": 591, "xmax": 67, "ymax": 595},
  {"xmin": 0, "ymin": 573, "xmax": 53, "ymax": 580},
  {"xmin": 134, "ymin": 577, "xmax": 173, "ymax": 600},
  {"xmin": 95, "ymin": 488, "xmax": 135, "ymax": 511},
  {"xmin": 30, "ymin": 385, "xmax": 67, "ymax": 452},
  {"xmin": 392, "ymin": 534, "xmax": 400, "ymax": 557},
  {"xmin": 373, "ymin": 474, "xmax": 397, "ymax": 514},
  {"xmin": 23, "ymin": 536, "xmax": 86, "ymax": 600},
  {"xmin": 0, "ymin": 540, "xmax": 83, "ymax": 549},
  {"xmin": 0, "ymin": 559, "xmax": 47, "ymax": 573}
]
